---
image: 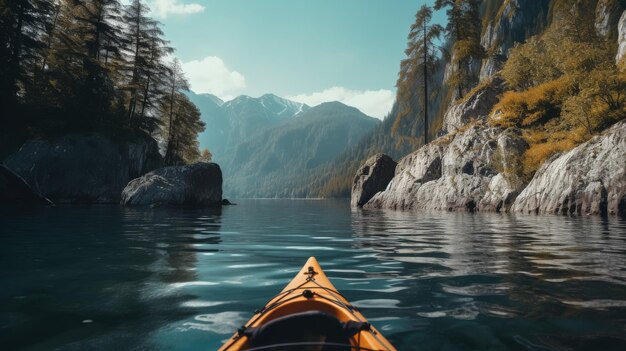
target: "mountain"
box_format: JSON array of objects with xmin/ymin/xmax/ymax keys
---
[
  {"xmin": 222, "ymin": 102, "xmax": 380, "ymax": 198},
  {"xmin": 187, "ymin": 92, "xmax": 309, "ymax": 163}
]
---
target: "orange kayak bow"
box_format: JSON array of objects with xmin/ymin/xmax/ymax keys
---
[{"xmin": 218, "ymin": 256, "xmax": 397, "ymax": 351}]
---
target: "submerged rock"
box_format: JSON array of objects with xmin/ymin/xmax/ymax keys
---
[
  {"xmin": 512, "ymin": 121, "xmax": 626, "ymax": 216},
  {"xmin": 4, "ymin": 133, "xmax": 162, "ymax": 203},
  {"xmin": 121, "ymin": 162, "xmax": 222, "ymax": 207},
  {"xmin": 0, "ymin": 164, "xmax": 53, "ymax": 207},
  {"xmin": 351, "ymin": 154, "xmax": 396, "ymax": 208}
]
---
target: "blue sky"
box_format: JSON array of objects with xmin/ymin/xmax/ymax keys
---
[{"xmin": 149, "ymin": 0, "xmax": 445, "ymax": 118}]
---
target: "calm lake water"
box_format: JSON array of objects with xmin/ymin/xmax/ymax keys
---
[{"xmin": 1, "ymin": 199, "xmax": 626, "ymax": 350}]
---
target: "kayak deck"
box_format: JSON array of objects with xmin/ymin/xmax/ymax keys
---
[{"xmin": 218, "ymin": 256, "xmax": 396, "ymax": 351}]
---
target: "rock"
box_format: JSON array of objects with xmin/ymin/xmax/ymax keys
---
[
  {"xmin": 351, "ymin": 154, "xmax": 397, "ymax": 207},
  {"xmin": 121, "ymin": 162, "xmax": 222, "ymax": 207},
  {"xmin": 478, "ymin": 0, "xmax": 550, "ymax": 80},
  {"xmin": 442, "ymin": 78, "xmax": 506, "ymax": 133},
  {"xmin": 4, "ymin": 133, "xmax": 162, "ymax": 203},
  {"xmin": 617, "ymin": 10, "xmax": 626, "ymax": 68},
  {"xmin": 595, "ymin": 0, "xmax": 624, "ymax": 38},
  {"xmin": 0, "ymin": 164, "xmax": 53, "ymax": 207},
  {"xmin": 478, "ymin": 129, "xmax": 529, "ymax": 212},
  {"xmin": 512, "ymin": 121, "xmax": 626, "ymax": 216},
  {"xmin": 366, "ymin": 124, "xmax": 525, "ymax": 212},
  {"xmin": 221, "ymin": 198, "xmax": 236, "ymax": 205}
]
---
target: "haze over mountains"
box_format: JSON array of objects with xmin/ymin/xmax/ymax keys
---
[{"xmin": 187, "ymin": 91, "xmax": 379, "ymax": 198}]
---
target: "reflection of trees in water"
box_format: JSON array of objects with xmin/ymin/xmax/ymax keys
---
[{"xmin": 350, "ymin": 210, "xmax": 626, "ymax": 318}]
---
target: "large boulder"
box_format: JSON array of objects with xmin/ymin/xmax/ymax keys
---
[
  {"xmin": 365, "ymin": 123, "xmax": 529, "ymax": 212},
  {"xmin": 351, "ymin": 154, "xmax": 396, "ymax": 208},
  {"xmin": 442, "ymin": 77, "xmax": 506, "ymax": 133},
  {"xmin": 121, "ymin": 162, "xmax": 223, "ymax": 207},
  {"xmin": 0, "ymin": 164, "xmax": 53, "ymax": 207},
  {"xmin": 4, "ymin": 133, "xmax": 162, "ymax": 203},
  {"xmin": 512, "ymin": 121, "xmax": 626, "ymax": 216}
]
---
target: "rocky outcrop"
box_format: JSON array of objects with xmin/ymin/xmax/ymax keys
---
[
  {"xmin": 121, "ymin": 162, "xmax": 222, "ymax": 207},
  {"xmin": 595, "ymin": 0, "xmax": 625, "ymax": 38},
  {"xmin": 365, "ymin": 124, "xmax": 529, "ymax": 212},
  {"xmin": 442, "ymin": 77, "xmax": 506, "ymax": 133},
  {"xmin": 617, "ymin": 10, "xmax": 626, "ymax": 68},
  {"xmin": 351, "ymin": 154, "xmax": 396, "ymax": 208},
  {"xmin": 512, "ymin": 121, "xmax": 626, "ymax": 216},
  {"xmin": 479, "ymin": 0, "xmax": 549, "ymax": 81},
  {"xmin": 0, "ymin": 164, "xmax": 53, "ymax": 207},
  {"xmin": 4, "ymin": 133, "xmax": 162, "ymax": 203}
]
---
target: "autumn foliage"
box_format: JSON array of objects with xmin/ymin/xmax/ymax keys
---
[{"xmin": 489, "ymin": 3, "xmax": 626, "ymax": 177}]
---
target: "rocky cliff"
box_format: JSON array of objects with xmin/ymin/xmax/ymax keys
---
[
  {"xmin": 364, "ymin": 123, "xmax": 528, "ymax": 213},
  {"xmin": 4, "ymin": 133, "xmax": 162, "ymax": 203},
  {"xmin": 361, "ymin": 118, "xmax": 625, "ymax": 217},
  {"xmin": 512, "ymin": 121, "xmax": 626, "ymax": 216}
]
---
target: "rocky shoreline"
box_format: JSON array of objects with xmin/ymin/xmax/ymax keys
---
[
  {"xmin": 353, "ymin": 120, "xmax": 625, "ymax": 217},
  {"xmin": 1, "ymin": 133, "xmax": 224, "ymax": 208}
]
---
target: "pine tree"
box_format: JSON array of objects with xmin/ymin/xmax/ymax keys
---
[
  {"xmin": 393, "ymin": 5, "xmax": 443, "ymax": 144},
  {"xmin": 0, "ymin": 0, "xmax": 55, "ymax": 109},
  {"xmin": 45, "ymin": 0, "xmax": 125, "ymax": 124},
  {"xmin": 121, "ymin": 0, "xmax": 172, "ymax": 128},
  {"xmin": 161, "ymin": 59, "xmax": 205, "ymax": 165}
]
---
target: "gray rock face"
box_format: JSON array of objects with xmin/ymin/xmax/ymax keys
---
[
  {"xmin": 121, "ymin": 162, "xmax": 222, "ymax": 207},
  {"xmin": 512, "ymin": 121, "xmax": 626, "ymax": 216},
  {"xmin": 351, "ymin": 154, "xmax": 396, "ymax": 208},
  {"xmin": 617, "ymin": 10, "xmax": 626, "ymax": 67},
  {"xmin": 479, "ymin": 0, "xmax": 550, "ymax": 80},
  {"xmin": 0, "ymin": 164, "xmax": 53, "ymax": 207},
  {"xmin": 443, "ymin": 78, "xmax": 506, "ymax": 133},
  {"xmin": 4, "ymin": 134, "xmax": 162, "ymax": 203},
  {"xmin": 365, "ymin": 124, "xmax": 528, "ymax": 212},
  {"xmin": 595, "ymin": 0, "xmax": 624, "ymax": 38}
]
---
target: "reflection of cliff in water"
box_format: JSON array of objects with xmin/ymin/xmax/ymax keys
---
[
  {"xmin": 122, "ymin": 207, "xmax": 223, "ymax": 283},
  {"xmin": 350, "ymin": 210, "xmax": 626, "ymax": 318}
]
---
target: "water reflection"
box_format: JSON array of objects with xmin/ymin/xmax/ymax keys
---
[
  {"xmin": 2, "ymin": 202, "xmax": 625, "ymax": 351},
  {"xmin": 0, "ymin": 206, "xmax": 224, "ymax": 350},
  {"xmin": 351, "ymin": 209, "xmax": 626, "ymax": 350}
]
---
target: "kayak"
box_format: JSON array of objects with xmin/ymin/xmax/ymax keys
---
[{"xmin": 218, "ymin": 256, "xmax": 397, "ymax": 351}]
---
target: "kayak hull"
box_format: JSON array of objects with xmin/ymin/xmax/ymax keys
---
[{"xmin": 218, "ymin": 256, "xmax": 397, "ymax": 351}]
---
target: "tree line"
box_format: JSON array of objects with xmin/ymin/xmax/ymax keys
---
[
  {"xmin": 0, "ymin": 0, "xmax": 205, "ymax": 165},
  {"xmin": 393, "ymin": 0, "xmax": 483, "ymax": 145}
]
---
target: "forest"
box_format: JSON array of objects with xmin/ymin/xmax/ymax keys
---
[{"xmin": 0, "ymin": 0, "xmax": 205, "ymax": 165}]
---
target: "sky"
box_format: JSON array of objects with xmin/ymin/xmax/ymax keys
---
[{"xmin": 147, "ymin": 0, "xmax": 445, "ymax": 119}]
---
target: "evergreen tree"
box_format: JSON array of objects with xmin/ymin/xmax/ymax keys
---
[
  {"xmin": 393, "ymin": 5, "xmax": 442, "ymax": 144},
  {"xmin": 161, "ymin": 59, "xmax": 205, "ymax": 165},
  {"xmin": 0, "ymin": 0, "xmax": 55, "ymax": 109},
  {"xmin": 121, "ymin": 0, "xmax": 171, "ymax": 128}
]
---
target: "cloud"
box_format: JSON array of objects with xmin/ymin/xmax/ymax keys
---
[
  {"xmin": 151, "ymin": 0, "xmax": 205, "ymax": 18},
  {"xmin": 288, "ymin": 87, "xmax": 395, "ymax": 119},
  {"xmin": 182, "ymin": 56, "xmax": 246, "ymax": 99}
]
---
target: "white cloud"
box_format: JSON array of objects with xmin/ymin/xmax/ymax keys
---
[
  {"xmin": 182, "ymin": 56, "xmax": 246, "ymax": 100},
  {"xmin": 288, "ymin": 87, "xmax": 395, "ymax": 119},
  {"xmin": 151, "ymin": 0, "xmax": 205, "ymax": 18}
]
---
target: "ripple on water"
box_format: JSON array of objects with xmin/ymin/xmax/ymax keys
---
[{"xmin": 180, "ymin": 312, "xmax": 248, "ymax": 334}]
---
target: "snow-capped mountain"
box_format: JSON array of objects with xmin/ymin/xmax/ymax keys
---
[{"xmin": 186, "ymin": 91, "xmax": 310, "ymax": 163}]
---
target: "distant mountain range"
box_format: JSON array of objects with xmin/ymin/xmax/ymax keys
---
[
  {"xmin": 187, "ymin": 91, "xmax": 379, "ymax": 198},
  {"xmin": 186, "ymin": 91, "xmax": 309, "ymax": 163}
]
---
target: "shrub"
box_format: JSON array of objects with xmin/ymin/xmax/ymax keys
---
[{"xmin": 490, "ymin": 77, "xmax": 571, "ymax": 128}]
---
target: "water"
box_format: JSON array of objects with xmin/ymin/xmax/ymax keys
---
[{"xmin": 1, "ymin": 199, "xmax": 626, "ymax": 351}]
